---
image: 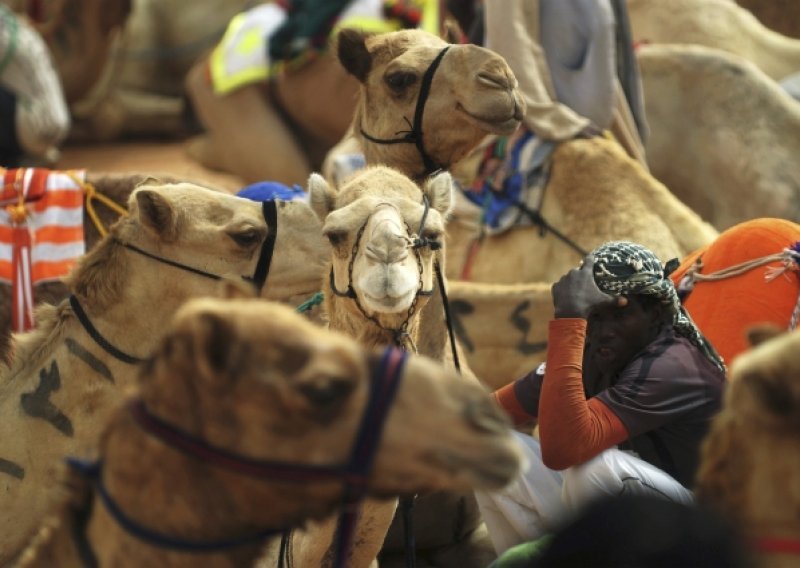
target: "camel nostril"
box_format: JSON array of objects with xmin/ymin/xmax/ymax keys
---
[
  {"xmin": 465, "ymin": 398, "xmax": 510, "ymax": 435},
  {"xmin": 477, "ymin": 72, "xmax": 510, "ymax": 90}
]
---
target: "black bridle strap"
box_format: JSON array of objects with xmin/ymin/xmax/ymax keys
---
[
  {"xmin": 248, "ymin": 200, "xmax": 278, "ymax": 293},
  {"xmin": 66, "ymin": 458, "xmax": 284, "ymax": 553},
  {"xmin": 116, "ymin": 198, "xmax": 279, "ymax": 289},
  {"xmin": 360, "ymin": 46, "xmax": 451, "ymax": 178},
  {"xmin": 333, "ymin": 348, "xmax": 407, "ymax": 568},
  {"xmin": 69, "ymin": 295, "xmax": 144, "ymax": 365}
]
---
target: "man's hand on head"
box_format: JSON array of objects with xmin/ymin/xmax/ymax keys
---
[{"xmin": 551, "ymin": 255, "xmax": 628, "ymax": 319}]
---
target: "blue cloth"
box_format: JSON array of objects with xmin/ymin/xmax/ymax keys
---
[{"xmin": 236, "ymin": 181, "xmax": 306, "ymax": 202}]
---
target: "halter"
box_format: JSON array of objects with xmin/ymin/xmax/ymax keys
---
[
  {"xmin": 328, "ymin": 199, "xmax": 439, "ymax": 350},
  {"xmin": 118, "ymin": 199, "xmax": 278, "ymax": 294},
  {"xmin": 68, "ymin": 347, "xmax": 407, "ymax": 565},
  {"xmin": 360, "ymin": 46, "xmax": 451, "ymax": 179},
  {"xmin": 70, "ymin": 200, "xmax": 278, "ymax": 366}
]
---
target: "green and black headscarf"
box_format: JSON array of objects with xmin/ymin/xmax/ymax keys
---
[{"xmin": 591, "ymin": 241, "xmax": 725, "ymax": 373}]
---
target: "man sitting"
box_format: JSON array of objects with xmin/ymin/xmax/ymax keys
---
[{"xmin": 478, "ymin": 241, "xmax": 726, "ymax": 554}]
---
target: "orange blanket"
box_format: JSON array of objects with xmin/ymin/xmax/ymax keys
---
[{"xmin": 670, "ymin": 218, "xmax": 800, "ymax": 368}]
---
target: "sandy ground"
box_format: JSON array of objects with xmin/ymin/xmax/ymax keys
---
[{"xmin": 55, "ymin": 138, "xmax": 246, "ymax": 193}]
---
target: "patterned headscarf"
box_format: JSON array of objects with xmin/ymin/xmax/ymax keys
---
[{"xmin": 591, "ymin": 241, "xmax": 725, "ymax": 373}]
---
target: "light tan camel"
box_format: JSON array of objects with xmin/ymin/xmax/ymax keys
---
[
  {"xmin": 259, "ymin": 166, "xmax": 495, "ymax": 568},
  {"xmin": 0, "ymin": 180, "xmax": 328, "ymax": 564},
  {"xmin": 330, "ymin": 28, "xmax": 716, "ymax": 285},
  {"xmin": 695, "ymin": 327, "xmax": 800, "ymax": 568},
  {"xmin": 0, "ymin": 170, "xmax": 328, "ymax": 363},
  {"xmin": 736, "ymin": 0, "xmax": 800, "ymax": 39},
  {"xmin": 637, "ymin": 43, "xmax": 800, "ymax": 229},
  {"xmin": 16, "ymin": 298, "xmax": 522, "ymax": 568},
  {"xmin": 627, "ymin": 0, "xmax": 800, "ymax": 81}
]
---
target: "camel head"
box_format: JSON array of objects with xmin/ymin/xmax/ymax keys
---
[
  {"xmin": 68, "ymin": 181, "xmax": 327, "ymax": 311},
  {"xmin": 132, "ymin": 298, "xmax": 521, "ymax": 524},
  {"xmin": 695, "ymin": 328, "xmax": 800, "ymax": 543},
  {"xmin": 309, "ymin": 166, "xmax": 452, "ymax": 344},
  {"xmin": 337, "ymin": 28, "xmax": 524, "ymax": 178}
]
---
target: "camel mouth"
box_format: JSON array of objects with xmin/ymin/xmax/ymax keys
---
[
  {"xmin": 431, "ymin": 449, "xmax": 521, "ymax": 489},
  {"xmin": 361, "ymin": 289, "xmax": 416, "ymax": 313},
  {"xmin": 458, "ymin": 104, "xmax": 523, "ymax": 136}
]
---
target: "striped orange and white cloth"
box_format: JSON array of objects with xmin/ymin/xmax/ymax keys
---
[{"xmin": 0, "ymin": 168, "xmax": 86, "ymax": 331}]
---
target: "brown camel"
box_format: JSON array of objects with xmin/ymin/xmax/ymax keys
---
[
  {"xmin": 329, "ymin": 28, "xmax": 716, "ymax": 285},
  {"xmin": 0, "ymin": 180, "xmax": 327, "ymax": 563},
  {"xmin": 259, "ymin": 165, "xmax": 496, "ymax": 568},
  {"xmin": 16, "ymin": 298, "xmax": 522, "ymax": 567},
  {"xmin": 695, "ymin": 327, "xmax": 800, "ymax": 568}
]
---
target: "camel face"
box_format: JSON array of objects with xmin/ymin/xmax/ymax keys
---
[
  {"xmin": 338, "ymin": 28, "xmax": 524, "ymax": 173},
  {"xmin": 310, "ymin": 167, "xmax": 452, "ymax": 323},
  {"xmin": 141, "ymin": 299, "xmax": 522, "ymax": 505}
]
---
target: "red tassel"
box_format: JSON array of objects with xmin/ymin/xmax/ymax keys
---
[{"xmin": 10, "ymin": 219, "xmax": 34, "ymax": 332}]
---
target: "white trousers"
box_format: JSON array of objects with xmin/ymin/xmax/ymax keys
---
[{"xmin": 475, "ymin": 432, "xmax": 694, "ymax": 555}]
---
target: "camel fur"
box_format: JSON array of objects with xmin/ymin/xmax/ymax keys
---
[
  {"xmin": 0, "ymin": 181, "xmax": 327, "ymax": 563},
  {"xmin": 16, "ymin": 298, "xmax": 522, "ymax": 567},
  {"xmin": 695, "ymin": 327, "xmax": 800, "ymax": 568},
  {"xmin": 328, "ymin": 28, "xmax": 716, "ymax": 285},
  {"xmin": 637, "ymin": 43, "xmax": 800, "ymax": 229},
  {"xmin": 260, "ymin": 165, "xmax": 496, "ymax": 568},
  {"xmin": 627, "ymin": 0, "xmax": 800, "ymax": 82}
]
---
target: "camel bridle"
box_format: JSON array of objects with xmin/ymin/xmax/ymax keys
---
[
  {"xmin": 70, "ymin": 200, "xmax": 279, "ymax": 365},
  {"xmin": 328, "ymin": 199, "xmax": 440, "ymax": 351},
  {"xmin": 359, "ymin": 46, "xmax": 451, "ymax": 179},
  {"xmin": 67, "ymin": 347, "xmax": 408, "ymax": 566}
]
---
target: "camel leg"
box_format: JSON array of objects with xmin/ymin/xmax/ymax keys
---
[{"xmin": 185, "ymin": 60, "xmax": 311, "ymax": 185}]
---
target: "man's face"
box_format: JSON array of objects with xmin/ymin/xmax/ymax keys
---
[{"xmin": 585, "ymin": 295, "xmax": 663, "ymax": 380}]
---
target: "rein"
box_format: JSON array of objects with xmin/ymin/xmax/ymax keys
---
[
  {"xmin": 360, "ymin": 46, "xmax": 451, "ymax": 179},
  {"xmin": 68, "ymin": 347, "xmax": 408, "ymax": 564}
]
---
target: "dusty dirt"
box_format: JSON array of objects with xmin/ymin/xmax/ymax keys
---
[{"xmin": 55, "ymin": 138, "xmax": 246, "ymax": 193}]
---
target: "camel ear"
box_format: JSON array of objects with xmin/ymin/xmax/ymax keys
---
[
  {"xmin": 423, "ymin": 171, "xmax": 454, "ymax": 217},
  {"xmin": 746, "ymin": 324, "xmax": 784, "ymax": 348},
  {"xmin": 308, "ymin": 173, "xmax": 336, "ymax": 221},
  {"xmin": 336, "ymin": 28, "xmax": 373, "ymax": 83},
  {"xmin": 442, "ymin": 18, "xmax": 463, "ymax": 45},
  {"xmin": 133, "ymin": 188, "xmax": 179, "ymax": 242},
  {"xmin": 218, "ymin": 278, "xmax": 257, "ymax": 300},
  {"xmin": 191, "ymin": 311, "xmax": 249, "ymax": 388}
]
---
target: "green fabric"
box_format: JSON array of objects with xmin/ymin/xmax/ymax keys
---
[
  {"xmin": 268, "ymin": 0, "xmax": 353, "ymax": 61},
  {"xmin": 489, "ymin": 535, "xmax": 553, "ymax": 568}
]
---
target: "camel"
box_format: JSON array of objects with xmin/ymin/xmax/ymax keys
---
[
  {"xmin": 329, "ymin": 28, "xmax": 717, "ymax": 286},
  {"xmin": 15, "ymin": 297, "xmax": 522, "ymax": 568},
  {"xmin": 0, "ymin": 170, "xmax": 173, "ymax": 360},
  {"xmin": 637, "ymin": 43, "xmax": 800, "ymax": 229},
  {"xmin": 695, "ymin": 327, "xmax": 800, "ymax": 568},
  {"xmin": 626, "ymin": 0, "xmax": 800, "ymax": 82},
  {"xmin": 258, "ymin": 165, "xmax": 495, "ymax": 568},
  {"xmin": 736, "ymin": 0, "xmax": 800, "ymax": 39},
  {"xmin": 0, "ymin": 180, "xmax": 328, "ymax": 563}
]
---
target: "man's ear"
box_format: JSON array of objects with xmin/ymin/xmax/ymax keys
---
[
  {"xmin": 132, "ymin": 188, "xmax": 179, "ymax": 242},
  {"xmin": 336, "ymin": 28, "xmax": 373, "ymax": 83},
  {"xmin": 308, "ymin": 173, "xmax": 336, "ymax": 221}
]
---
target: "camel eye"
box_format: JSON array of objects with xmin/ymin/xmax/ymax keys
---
[
  {"xmin": 325, "ymin": 230, "xmax": 347, "ymax": 247},
  {"xmin": 386, "ymin": 72, "xmax": 417, "ymax": 92},
  {"xmin": 229, "ymin": 228, "xmax": 263, "ymax": 248},
  {"xmin": 297, "ymin": 378, "xmax": 355, "ymax": 419}
]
